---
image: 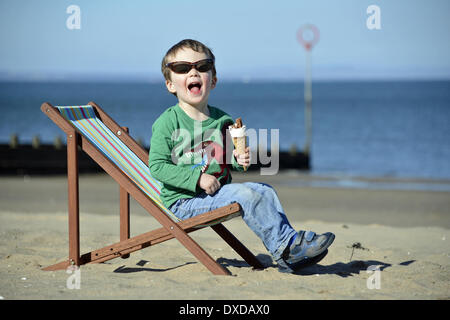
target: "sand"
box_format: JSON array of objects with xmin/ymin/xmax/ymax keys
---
[{"xmin": 0, "ymin": 172, "xmax": 449, "ymax": 300}]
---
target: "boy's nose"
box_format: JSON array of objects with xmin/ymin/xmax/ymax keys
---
[
  {"xmin": 187, "ymin": 66, "xmax": 200, "ymax": 76},
  {"xmin": 188, "ymin": 70, "xmax": 199, "ymax": 77}
]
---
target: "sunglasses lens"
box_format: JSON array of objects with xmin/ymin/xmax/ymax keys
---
[
  {"xmin": 170, "ymin": 63, "xmax": 192, "ymax": 74},
  {"xmin": 196, "ymin": 60, "xmax": 213, "ymax": 72}
]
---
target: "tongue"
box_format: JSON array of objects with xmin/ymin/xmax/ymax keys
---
[{"xmin": 190, "ymin": 86, "xmax": 201, "ymax": 94}]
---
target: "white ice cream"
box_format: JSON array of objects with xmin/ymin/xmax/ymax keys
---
[{"xmin": 228, "ymin": 125, "xmax": 246, "ymax": 138}]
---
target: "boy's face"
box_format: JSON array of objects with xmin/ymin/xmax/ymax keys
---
[{"xmin": 165, "ymin": 48, "xmax": 217, "ymax": 109}]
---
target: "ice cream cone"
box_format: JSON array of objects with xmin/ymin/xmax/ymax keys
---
[{"xmin": 229, "ymin": 118, "xmax": 247, "ymax": 171}]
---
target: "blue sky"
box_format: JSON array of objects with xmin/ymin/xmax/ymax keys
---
[{"xmin": 1, "ymin": 0, "xmax": 449, "ymax": 81}]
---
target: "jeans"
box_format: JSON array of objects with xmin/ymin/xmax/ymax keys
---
[{"xmin": 169, "ymin": 182, "xmax": 297, "ymax": 260}]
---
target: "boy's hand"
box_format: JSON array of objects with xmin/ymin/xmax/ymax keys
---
[
  {"xmin": 233, "ymin": 147, "xmax": 251, "ymax": 168},
  {"xmin": 198, "ymin": 173, "xmax": 221, "ymax": 195}
]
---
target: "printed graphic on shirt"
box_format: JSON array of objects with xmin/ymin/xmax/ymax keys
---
[{"xmin": 183, "ymin": 140, "xmax": 230, "ymax": 181}]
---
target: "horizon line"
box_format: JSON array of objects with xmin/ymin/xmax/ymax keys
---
[{"xmin": 1, "ymin": 72, "xmax": 450, "ymax": 83}]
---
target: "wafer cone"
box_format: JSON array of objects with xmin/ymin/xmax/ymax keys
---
[
  {"xmin": 229, "ymin": 117, "xmax": 248, "ymax": 171},
  {"xmin": 233, "ymin": 136, "xmax": 247, "ymax": 171},
  {"xmin": 233, "ymin": 136, "xmax": 246, "ymax": 155}
]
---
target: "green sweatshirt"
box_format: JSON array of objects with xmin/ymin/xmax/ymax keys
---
[{"xmin": 148, "ymin": 104, "xmax": 244, "ymax": 209}]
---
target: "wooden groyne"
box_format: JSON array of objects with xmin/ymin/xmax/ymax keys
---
[{"xmin": 0, "ymin": 143, "xmax": 310, "ymax": 175}]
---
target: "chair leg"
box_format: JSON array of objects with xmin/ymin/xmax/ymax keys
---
[
  {"xmin": 67, "ymin": 131, "xmax": 80, "ymax": 266},
  {"xmin": 211, "ymin": 224, "xmax": 265, "ymax": 270},
  {"xmin": 120, "ymin": 126, "xmax": 130, "ymax": 259},
  {"xmin": 120, "ymin": 184, "xmax": 130, "ymax": 259},
  {"xmin": 167, "ymin": 223, "xmax": 231, "ymax": 275}
]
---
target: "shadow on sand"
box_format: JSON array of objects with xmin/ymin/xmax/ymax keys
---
[
  {"xmin": 219, "ymin": 254, "xmax": 415, "ymax": 277},
  {"xmin": 112, "ymin": 257, "xmax": 415, "ymax": 277},
  {"xmin": 113, "ymin": 260, "xmax": 196, "ymax": 273}
]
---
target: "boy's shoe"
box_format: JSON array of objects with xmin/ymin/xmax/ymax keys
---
[{"xmin": 276, "ymin": 230, "xmax": 335, "ymax": 273}]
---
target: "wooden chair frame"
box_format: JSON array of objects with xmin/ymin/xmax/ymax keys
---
[{"xmin": 40, "ymin": 101, "xmax": 264, "ymax": 275}]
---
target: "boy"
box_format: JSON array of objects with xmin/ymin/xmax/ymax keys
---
[{"xmin": 148, "ymin": 39, "xmax": 335, "ymax": 273}]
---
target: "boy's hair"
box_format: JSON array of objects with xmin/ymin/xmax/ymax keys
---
[{"xmin": 161, "ymin": 39, "xmax": 216, "ymax": 82}]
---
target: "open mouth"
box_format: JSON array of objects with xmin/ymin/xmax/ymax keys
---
[{"xmin": 188, "ymin": 82, "xmax": 202, "ymax": 94}]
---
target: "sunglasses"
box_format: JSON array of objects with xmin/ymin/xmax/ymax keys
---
[{"xmin": 166, "ymin": 59, "xmax": 214, "ymax": 74}]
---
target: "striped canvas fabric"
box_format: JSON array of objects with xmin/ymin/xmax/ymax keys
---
[
  {"xmin": 57, "ymin": 105, "xmax": 239, "ymax": 226},
  {"xmin": 57, "ymin": 105, "xmax": 181, "ymax": 222}
]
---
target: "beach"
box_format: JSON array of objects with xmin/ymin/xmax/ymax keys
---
[{"xmin": 0, "ymin": 172, "xmax": 449, "ymax": 300}]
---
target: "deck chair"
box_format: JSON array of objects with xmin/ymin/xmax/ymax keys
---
[{"xmin": 40, "ymin": 101, "xmax": 264, "ymax": 275}]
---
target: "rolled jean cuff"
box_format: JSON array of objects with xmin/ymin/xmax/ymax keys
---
[{"xmin": 272, "ymin": 229, "xmax": 297, "ymax": 261}]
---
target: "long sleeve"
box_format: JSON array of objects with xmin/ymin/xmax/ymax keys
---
[{"xmin": 148, "ymin": 114, "xmax": 202, "ymax": 193}]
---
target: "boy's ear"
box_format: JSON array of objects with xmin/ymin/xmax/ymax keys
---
[
  {"xmin": 211, "ymin": 76, "xmax": 217, "ymax": 89},
  {"xmin": 165, "ymin": 79, "xmax": 176, "ymax": 94}
]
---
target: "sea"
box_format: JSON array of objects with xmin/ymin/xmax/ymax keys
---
[{"xmin": 1, "ymin": 80, "xmax": 449, "ymax": 190}]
